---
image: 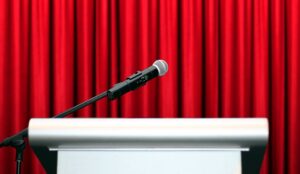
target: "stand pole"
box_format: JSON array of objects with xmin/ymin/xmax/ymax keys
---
[{"xmin": 11, "ymin": 139, "xmax": 25, "ymax": 174}]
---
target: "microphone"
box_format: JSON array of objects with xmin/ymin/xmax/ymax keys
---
[{"xmin": 108, "ymin": 59, "xmax": 168, "ymax": 100}]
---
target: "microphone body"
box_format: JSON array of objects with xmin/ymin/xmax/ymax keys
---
[{"xmin": 108, "ymin": 60, "xmax": 168, "ymax": 100}]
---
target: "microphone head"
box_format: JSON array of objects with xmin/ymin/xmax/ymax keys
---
[{"xmin": 153, "ymin": 59, "xmax": 168, "ymax": 76}]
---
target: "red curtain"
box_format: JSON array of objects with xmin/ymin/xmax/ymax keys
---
[{"xmin": 0, "ymin": 0, "xmax": 299, "ymax": 173}]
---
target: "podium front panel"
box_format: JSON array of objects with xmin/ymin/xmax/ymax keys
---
[{"xmin": 57, "ymin": 150, "xmax": 242, "ymax": 174}]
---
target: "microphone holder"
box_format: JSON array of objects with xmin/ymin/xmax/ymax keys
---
[{"xmin": 0, "ymin": 91, "xmax": 108, "ymax": 174}]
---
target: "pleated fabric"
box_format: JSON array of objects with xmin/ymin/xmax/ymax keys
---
[{"xmin": 0, "ymin": 0, "xmax": 299, "ymax": 173}]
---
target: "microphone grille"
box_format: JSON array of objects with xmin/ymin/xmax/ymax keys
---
[{"xmin": 153, "ymin": 59, "xmax": 168, "ymax": 76}]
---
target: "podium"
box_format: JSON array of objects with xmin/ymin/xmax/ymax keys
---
[{"xmin": 28, "ymin": 118, "xmax": 268, "ymax": 174}]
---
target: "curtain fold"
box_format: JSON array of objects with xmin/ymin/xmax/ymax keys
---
[{"xmin": 0, "ymin": 0, "xmax": 299, "ymax": 173}]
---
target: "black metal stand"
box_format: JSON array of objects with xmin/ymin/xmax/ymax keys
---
[
  {"xmin": 12, "ymin": 139, "xmax": 25, "ymax": 174},
  {"xmin": 0, "ymin": 91, "xmax": 108, "ymax": 174},
  {"xmin": 0, "ymin": 60, "xmax": 166, "ymax": 174}
]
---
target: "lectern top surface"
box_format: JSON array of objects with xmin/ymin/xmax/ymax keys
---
[{"xmin": 29, "ymin": 118, "xmax": 268, "ymax": 149}]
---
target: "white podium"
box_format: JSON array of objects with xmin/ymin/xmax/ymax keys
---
[{"xmin": 28, "ymin": 118, "xmax": 268, "ymax": 174}]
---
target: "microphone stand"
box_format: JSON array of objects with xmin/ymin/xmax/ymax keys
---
[
  {"xmin": 0, "ymin": 91, "xmax": 108, "ymax": 174},
  {"xmin": 0, "ymin": 59, "xmax": 168, "ymax": 174}
]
